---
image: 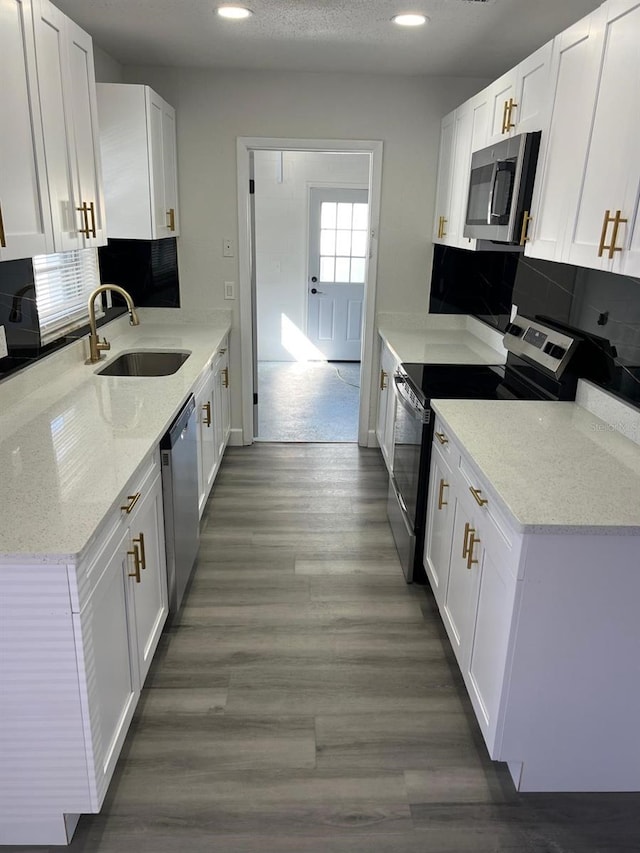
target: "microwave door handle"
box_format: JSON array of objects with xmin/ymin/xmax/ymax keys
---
[{"xmin": 486, "ymin": 162, "xmax": 499, "ymax": 224}]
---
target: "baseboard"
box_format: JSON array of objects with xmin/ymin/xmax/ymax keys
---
[
  {"xmin": 366, "ymin": 428, "xmax": 379, "ymax": 448},
  {"xmin": 228, "ymin": 428, "xmax": 244, "ymax": 447}
]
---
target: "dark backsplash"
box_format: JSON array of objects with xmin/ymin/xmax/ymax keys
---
[
  {"xmin": 429, "ymin": 245, "xmax": 640, "ymax": 408},
  {"xmin": 98, "ymin": 238, "xmax": 180, "ymax": 309},
  {"xmin": 0, "ymin": 238, "xmax": 179, "ymax": 382}
]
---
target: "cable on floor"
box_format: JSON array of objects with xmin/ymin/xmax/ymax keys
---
[{"xmin": 334, "ymin": 365, "xmax": 360, "ymax": 389}]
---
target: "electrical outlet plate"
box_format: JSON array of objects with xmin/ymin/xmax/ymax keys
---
[
  {"xmin": 0, "ymin": 325, "xmax": 8, "ymax": 359},
  {"xmin": 223, "ymin": 238, "xmax": 234, "ymax": 257}
]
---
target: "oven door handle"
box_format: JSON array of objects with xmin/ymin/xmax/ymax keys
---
[{"xmin": 393, "ymin": 375, "xmax": 430, "ymax": 423}]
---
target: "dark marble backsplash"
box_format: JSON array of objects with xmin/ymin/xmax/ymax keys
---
[
  {"xmin": 97, "ymin": 238, "xmax": 180, "ymax": 309},
  {"xmin": 429, "ymin": 245, "xmax": 640, "ymax": 408}
]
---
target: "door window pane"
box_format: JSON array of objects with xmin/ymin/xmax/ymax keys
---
[
  {"xmin": 350, "ymin": 258, "xmax": 366, "ymax": 283},
  {"xmin": 320, "ymin": 256, "xmax": 335, "ymax": 282},
  {"xmin": 336, "ymin": 203, "xmax": 352, "ymax": 229},
  {"xmin": 335, "ymin": 230, "xmax": 352, "ymax": 256},
  {"xmin": 352, "ymin": 203, "xmax": 368, "ymax": 229},
  {"xmin": 321, "ymin": 202, "xmax": 337, "ymax": 228},
  {"xmin": 335, "ymin": 257, "xmax": 350, "ymax": 282},
  {"xmin": 320, "ymin": 229, "xmax": 336, "ymax": 255}
]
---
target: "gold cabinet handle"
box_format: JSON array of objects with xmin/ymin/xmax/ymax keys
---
[
  {"xmin": 435, "ymin": 431, "xmax": 448, "ymax": 445},
  {"xmin": 608, "ymin": 209, "xmax": 627, "ymax": 260},
  {"xmin": 202, "ymin": 401, "xmax": 212, "ymax": 427},
  {"xmin": 505, "ymin": 97, "xmax": 517, "ymax": 131},
  {"xmin": 437, "ymin": 478, "xmax": 448, "ymax": 510},
  {"xmin": 462, "ymin": 521, "xmax": 474, "ymax": 558},
  {"xmin": 469, "ymin": 486, "xmax": 488, "ymax": 507},
  {"xmin": 128, "ymin": 543, "xmax": 142, "ymax": 583},
  {"xmin": 121, "ymin": 492, "xmax": 141, "ymax": 514},
  {"xmin": 440, "ymin": 216, "xmax": 447, "ymax": 238},
  {"xmin": 219, "ymin": 347, "xmax": 227, "ymax": 355},
  {"xmin": 598, "ymin": 209, "xmax": 614, "ymax": 257},
  {"xmin": 88, "ymin": 201, "xmax": 96, "ymax": 238},
  {"xmin": 223, "ymin": 367, "xmax": 229, "ymax": 388},
  {"xmin": 77, "ymin": 202, "xmax": 90, "ymax": 236},
  {"xmin": 466, "ymin": 532, "xmax": 481, "ymax": 570},
  {"xmin": 0, "ymin": 203, "xmax": 6, "ymax": 248},
  {"xmin": 167, "ymin": 208, "xmax": 176, "ymax": 231},
  {"xmin": 134, "ymin": 532, "xmax": 146, "ymax": 570},
  {"xmin": 380, "ymin": 369, "xmax": 387, "ymax": 391},
  {"xmin": 501, "ymin": 99, "xmax": 510, "ymax": 134},
  {"xmin": 519, "ymin": 210, "xmax": 532, "ymax": 246}
]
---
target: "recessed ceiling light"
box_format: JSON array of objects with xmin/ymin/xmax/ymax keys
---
[
  {"xmin": 217, "ymin": 5, "xmax": 253, "ymax": 19},
  {"xmin": 392, "ymin": 13, "xmax": 428, "ymax": 26}
]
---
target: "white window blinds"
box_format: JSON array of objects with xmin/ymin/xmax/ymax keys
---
[{"xmin": 33, "ymin": 249, "xmax": 102, "ymax": 345}]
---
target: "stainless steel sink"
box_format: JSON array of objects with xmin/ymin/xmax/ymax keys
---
[{"xmin": 97, "ymin": 350, "xmax": 191, "ymax": 377}]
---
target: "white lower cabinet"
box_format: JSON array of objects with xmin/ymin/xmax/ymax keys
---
[
  {"xmin": 424, "ymin": 415, "xmax": 640, "ymax": 792},
  {"xmin": 0, "ymin": 452, "xmax": 167, "ymax": 846},
  {"xmin": 195, "ymin": 336, "xmax": 231, "ymax": 516},
  {"xmin": 375, "ymin": 339, "xmax": 397, "ymax": 472}
]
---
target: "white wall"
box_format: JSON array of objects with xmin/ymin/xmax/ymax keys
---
[
  {"xmin": 93, "ymin": 45, "xmax": 124, "ymax": 83},
  {"xmin": 114, "ymin": 67, "xmax": 487, "ymax": 435},
  {"xmin": 254, "ymin": 150, "xmax": 369, "ymax": 362}
]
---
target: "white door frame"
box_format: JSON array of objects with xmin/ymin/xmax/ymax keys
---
[{"xmin": 237, "ymin": 137, "xmax": 383, "ymax": 446}]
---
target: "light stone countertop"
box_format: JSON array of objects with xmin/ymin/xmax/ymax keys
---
[
  {"xmin": 378, "ymin": 314, "xmax": 507, "ymax": 366},
  {"xmin": 0, "ymin": 314, "xmax": 231, "ymax": 564},
  {"xmin": 432, "ymin": 399, "xmax": 640, "ymax": 535}
]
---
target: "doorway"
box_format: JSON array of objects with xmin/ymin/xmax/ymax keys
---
[{"xmin": 237, "ymin": 138, "xmax": 383, "ymax": 446}]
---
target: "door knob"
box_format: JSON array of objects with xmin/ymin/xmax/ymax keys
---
[
  {"xmin": 311, "ymin": 276, "xmax": 318, "ymax": 282},
  {"xmin": 311, "ymin": 287, "xmax": 323, "ymax": 294}
]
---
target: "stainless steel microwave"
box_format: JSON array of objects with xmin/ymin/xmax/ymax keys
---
[{"xmin": 463, "ymin": 131, "xmax": 541, "ymax": 245}]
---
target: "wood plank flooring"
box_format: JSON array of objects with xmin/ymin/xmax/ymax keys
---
[{"xmin": 34, "ymin": 444, "xmax": 640, "ymax": 852}]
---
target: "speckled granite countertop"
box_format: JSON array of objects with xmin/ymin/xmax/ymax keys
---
[
  {"xmin": 0, "ymin": 314, "xmax": 230, "ymax": 564},
  {"xmin": 378, "ymin": 314, "xmax": 507, "ymax": 365},
  {"xmin": 432, "ymin": 399, "xmax": 640, "ymax": 534}
]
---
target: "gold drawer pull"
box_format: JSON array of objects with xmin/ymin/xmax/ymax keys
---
[
  {"xmin": 435, "ymin": 431, "xmax": 448, "ymax": 445},
  {"xmin": 223, "ymin": 367, "xmax": 229, "ymax": 388},
  {"xmin": 128, "ymin": 543, "xmax": 142, "ymax": 583},
  {"xmin": 167, "ymin": 208, "xmax": 176, "ymax": 232},
  {"xmin": 77, "ymin": 202, "xmax": 90, "ymax": 236},
  {"xmin": 219, "ymin": 347, "xmax": 227, "ymax": 355},
  {"xmin": 134, "ymin": 532, "xmax": 146, "ymax": 570},
  {"xmin": 0, "ymin": 204, "xmax": 6, "ymax": 248},
  {"xmin": 608, "ymin": 209, "xmax": 627, "ymax": 260},
  {"xmin": 462, "ymin": 522, "xmax": 474, "ymax": 558},
  {"xmin": 202, "ymin": 401, "xmax": 212, "ymax": 427},
  {"xmin": 469, "ymin": 487, "xmax": 488, "ymax": 507},
  {"xmin": 87, "ymin": 201, "xmax": 96, "ymax": 238},
  {"xmin": 466, "ymin": 532, "xmax": 480, "ymax": 570},
  {"xmin": 437, "ymin": 478, "xmax": 448, "ymax": 510},
  {"xmin": 505, "ymin": 97, "xmax": 517, "ymax": 131},
  {"xmin": 501, "ymin": 100, "xmax": 509, "ymax": 134},
  {"xmin": 121, "ymin": 492, "xmax": 141, "ymax": 514},
  {"xmin": 380, "ymin": 369, "xmax": 387, "ymax": 390}
]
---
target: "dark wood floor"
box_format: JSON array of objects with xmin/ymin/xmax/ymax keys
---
[{"xmin": 33, "ymin": 445, "xmax": 640, "ymax": 851}]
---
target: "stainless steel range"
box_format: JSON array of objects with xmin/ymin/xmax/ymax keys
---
[{"xmin": 387, "ymin": 315, "xmax": 616, "ymax": 583}]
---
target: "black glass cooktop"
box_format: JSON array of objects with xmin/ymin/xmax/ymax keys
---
[{"xmin": 400, "ymin": 362, "xmax": 506, "ymax": 405}]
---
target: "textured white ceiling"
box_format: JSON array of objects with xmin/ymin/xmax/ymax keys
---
[{"xmin": 53, "ymin": 0, "xmax": 603, "ymax": 77}]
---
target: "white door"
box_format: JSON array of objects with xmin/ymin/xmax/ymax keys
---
[{"xmin": 307, "ymin": 187, "xmax": 368, "ymax": 361}]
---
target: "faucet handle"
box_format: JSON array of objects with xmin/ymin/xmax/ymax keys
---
[{"xmin": 98, "ymin": 337, "xmax": 111, "ymax": 352}]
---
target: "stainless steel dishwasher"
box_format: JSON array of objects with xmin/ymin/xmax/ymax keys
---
[{"xmin": 160, "ymin": 394, "xmax": 200, "ymax": 614}]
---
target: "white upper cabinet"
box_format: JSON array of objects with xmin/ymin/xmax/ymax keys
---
[
  {"xmin": 433, "ymin": 100, "xmax": 477, "ymax": 250},
  {"xmin": 432, "ymin": 110, "xmax": 455, "ymax": 245},
  {"xmin": 0, "ymin": 0, "xmax": 53, "ymax": 260},
  {"xmin": 97, "ymin": 84, "xmax": 180, "ymax": 240},
  {"xmin": 32, "ymin": 0, "xmax": 106, "ymax": 251},
  {"xmin": 485, "ymin": 41, "xmax": 553, "ymax": 146},
  {"xmin": 526, "ymin": 0, "xmax": 640, "ymax": 275}
]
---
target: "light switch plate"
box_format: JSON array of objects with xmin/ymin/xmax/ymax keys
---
[
  {"xmin": 0, "ymin": 326, "xmax": 7, "ymax": 359},
  {"xmin": 224, "ymin": 281, "xmax": 235, "ymax": 300}
]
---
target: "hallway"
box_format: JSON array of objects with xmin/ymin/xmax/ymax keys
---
[{"xmin": 56, "ymin": 444, "xmax": 640, "ymax": 852}]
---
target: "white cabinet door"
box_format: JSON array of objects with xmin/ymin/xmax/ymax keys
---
[
  {"xmin": 33, "ymin": 0, "xmax": 105, "ymax": 251},
  {"xmin": 126, "ymin": 471, "xmax": 168, "ymax": 687},
  {"xmin": 564, "ymin": 0, "xmax": 640, "ymax": 273},
  {"xmin": 97, "ymin": 84, "xmax": 179, "ymax": 240},
  {"xmin": 0, "ymin": 0, "xmax": 52, "ymax": 261},
  {"xmin": 446, "ymin": 103, "xmax": 474, "ymax": 248},
  {"xmin": 525, "ymin": 13, "xmax": 605, "ymax": 261},
  {"xmin": 75, "ymin": 525, "xmax": 137, "ymax": 809},
  {"xmin": 442, "ymin": 496, "xmax": 479, "ymax": 666},
  {"xmin": 423, "ymin": 445, "xmax": 455, "ymax": 608},
  {"xmin": 195, "ymin": 368, "xmax": 217, "ymax": 517},
  {"xmin": 375, "ymin": 341, "xmax": 397, "ymax": 472},
  {"xmin": 213, "ymin": 347, "xmax": 230, "ymax": 459},
  {"xmin": 433, "ymin": 110, "xmax": 455, "ymax": 244},
  {"xmin": 485, "ymin": 42, "xmax": 552, "ymax": 147}
]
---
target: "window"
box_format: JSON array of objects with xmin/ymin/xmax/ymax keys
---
[
  {"xmin": 32, "ymin": 249, "xmax": 102, "ymax": 345},
  {"xmin": 319, "ymin": 201, "xmax": 369, "ymax": 284}
]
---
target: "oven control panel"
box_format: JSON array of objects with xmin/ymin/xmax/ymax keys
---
[{"xmin": 504, "ymin": 315, "xmax": 578, "ymax": 377}]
